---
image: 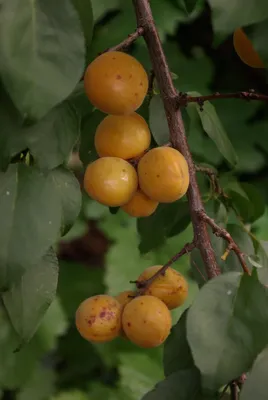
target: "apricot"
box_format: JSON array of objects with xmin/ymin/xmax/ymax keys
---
[
  {"xmin": 138, "ymin": 147, "xmax": 189, "ymax": 203},
  {"xmin": 137, "ymin": 265, "xmax": 188, "ymax": 310},
  {"xmin": 233, "ymin": 28, "xmax": 264, "ymax": 68},
  {"xmin": 95, "ymin": 113, "xmax": 151, "ymax": 160},
  {"xmin": 84, "ymin": 51, "xmax": 149, "ymax": 115},
  {"xmin": 121, "ymin": 189, "xmax": 158, "ymax": 217},
  {"xmin": 84, "ymin": 157, "xmax": 138, "ymax": 207},
  {"xmin": 75, "ymin": 294, "xmax": 122, "ymax": 343},
  {"xmin": 115, "ymin": 290, "xmax": 136, "ymax": 308},
  {"xmin": 122, "ymin": 295, "xmax": 172, "ymax": 348}
]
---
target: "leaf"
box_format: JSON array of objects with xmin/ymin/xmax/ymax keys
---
[
  {"xmin": 72, "ymin": 0, "xmax": 94, "ymax": 62},
  {"xmin": 79, "ymin": 110, "xmax": 105, "ymax": 166},
  {"xmin": 187, "ymin": 271, "xmax": 268, "ymax": 390},
  {"xmin": 208, "ymin": 0, "xmax": 268, "ymax": 33},
  {"xmin": 0, "ymin": 0, "xmax": 85, "ymax": 120},
  {"xmin": 137, "ymin": 201, "xmax": 191, "ymax": 254},
  {"xmin": 189, "ymin": 94, "xmax": 237, "ymax": 167},
  {"xmin": 51, "ymin": 391, "xmax": 88, "ymax": 400},
  {"xmin": 0, "ymin": 165, "xmax": 81, "ymax": 289},
  {"xmin": 164, "ymin": 310, "xmax": 194, "ymax": 376},
  {"xmin": 149, "ymin": 95, "xmax": 169, "ymax": 145},
  {"xmin": 240, "ymin": 346, "xmax": 268, "ymax": 400},
  {"xmin": 176, "ymin": 0, "xmax": 205, "ymax": 15},
  {"xmin": 247, "ymin": 20, "xmax": 268, "ymax": 68},
  {"xmin": 2, "ymin": 248, "xmax": 58, "ymax": 344},
  {"xmin": 17, "ymin": 366, "xmax": 56, "ymax": 400},
  {"xmin": 141, "ymin": 368, "xmax": 201, "ymax": 400}
]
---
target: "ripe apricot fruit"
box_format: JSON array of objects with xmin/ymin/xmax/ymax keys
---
[
  {"xmin": 95, "ymin": 113, "xmax": 151, "ymax": 160},
  {"xmin": 115, "ymin": 290, "xmax": 136, "ymax": 308},
  {"xmin": 138, "ymin": 147, "xmax": 189, "ymax": 203},
  {"xmin": 84, "ymin": 51, "xmax": 149, "ymax": 115},
  {"xmin": 75, "ymin": 295, "xmax": 122, "ymax": 343},
  {"xmin": 233, "ymin": 28, "xmax": 264, "ymax": 69},
  {"xmin": 137, "ymin": 266, "xmax": 188, "ymax": 310},
  {"xmin": 84, "ymin": 157, "xmax": 138, "ymax": 207},
  {"xmin": 121, "ymin": 189, "xmax": 158, "ymax": 217},
  {"xmin": 122, "ymin": 295, "xmax": 172, "ymax": 348}
]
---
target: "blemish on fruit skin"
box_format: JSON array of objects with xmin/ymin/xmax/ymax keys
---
[
  {"xmin": 127, "ymin": 322, "xmax": 131, "ymax": 327},
  {"xmin": 129, "ymin": 74, "xmax": 133, "ymax": 79},
  {"xmin": 100, "ymin": 311, "xmax": 106, "ymax": 318},
  {"xmin": 87, "ymin": 316, "xmax": 96, "ymax": 326},
  {"xmin": 116, "ymin": 74, "xmax": 122, "ymax": 80}
]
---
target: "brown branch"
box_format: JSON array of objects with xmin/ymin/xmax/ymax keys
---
[
  {"xmin": 198, "ymin": 210, "xmax": 250, "ymax": 275},
  {"xmin": 195, "ymin": 165, "xmax": 225, "ymax": 197},
  {"xmin": 132, "ymin": 0, "xmax": 220, "ymax": 280},
  {"xmin": 230, "ymin": 382, "xmax": 239, "ymax": 400},
  {"xmin": 178, "ymin": 90, "xmax": 268, "ymax": 107},
  {"xmin": 101, "ymin": 27, "xmax": 144, "ymax": 54},
  {"xmin": 136, "ymin": 242, "xmax": 195, "ymax": 294}
]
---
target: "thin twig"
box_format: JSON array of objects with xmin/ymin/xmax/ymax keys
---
[
  {"xmin": 132, "ymin": 0, "xmax": 220, "ymax": 279},
  {"xmin": 136, "ymin": 242, "xmax": 195, "ymax": 294},
  {"xmin": 101, "ymin": 27, "xmax": 144, "ymax": 54},
  {"xmin": 198, "ymin": 210, "xmax": 250, "ymax": 275},
  {"xmin": 195, "ymin": 165, "xmax": 225, "ymax": 197},
  {"xmin": 178, "ymin": 90, "xmax": 268, "ymax": 107},
  {"xmin": 230, "ymin": 381, "xmax": 239, "ymax": 400}
]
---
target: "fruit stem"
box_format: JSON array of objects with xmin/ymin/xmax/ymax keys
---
[{"xmin": 132, "ymin": 0, "xmax": 220, "ymax": 279}]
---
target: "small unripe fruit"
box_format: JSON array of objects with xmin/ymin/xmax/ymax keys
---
[
  {"xmin": 122, "ymin": 295, "xmax": 172, "ymax": 348},
  {"xmin": 121, "ymin": 189, "xmax": 158, "ymax": 217},
  {"xmin": 137, "ymin": 266, "xmax": 188, "ymax": 310},
  {"xmin": 75, "ymin": 295, "xmax": 122, "ymax": 343},
  {"xmin": 84, "ymin": 157, "xmax": 138, "ymax": 207},
  {"xmin": 95, "ymin": 113, "xmax": 151, "ymax": 160},
  {"xmin": 233, "ymin": 28, "xmax": 264, "ymax": 69},
  {"xmin": 115, "ymin": 290, "xmax": 136, "ymax": 308},
  {"xmin": 138, "ymin": 147, "xmax": 189, "ymax": 203},
  {"xmin": 84, "ymin": 51, "xmax": 149, "ymax": 115}
]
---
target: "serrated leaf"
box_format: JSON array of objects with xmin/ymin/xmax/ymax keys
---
[
  {"xmin": 240, "ymin": 346, "xmax": 268, "ymax": 400},
  {"xmin": 0, "ymin": 0, "xmax": 85, "ymax": 120},
  {"xmin": 208, "ymin": 0, "xmax": 268, "ymax": 33},
  {"xmin": 2, "ymin": 248, "xmax": 58, "ymax": 343},
  {"xmin": 149, "ymin": 95, "xmax": 169, "ymax": 145},
  {"xmin": 189, "ymin": 94, "xmax": 237, "ymax": 167},
  {"xmin": 164, "ymin": 310, "xmax": 194, "ymax": 376},
  {"xmin": 141, "ymin": 368, "xmax": 201, "ymax": 400},
  {"xmin": 0, "ymin": 165, "xmax": 81, "ymax": 289},
  {"xmin": 187, "ymin": 271, "xmax": 268, "ymax": 390},
  {"xmin": 137, "ymin": 201, "xmax": 190, "ymax": 254}
]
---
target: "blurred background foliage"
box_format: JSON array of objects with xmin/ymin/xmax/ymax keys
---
[{"xmin": 1, "ymin": 0, "xmax": 268, "ymax": 399}]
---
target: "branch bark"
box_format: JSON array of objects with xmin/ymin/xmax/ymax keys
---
[
  {"xmin": 132, "ymin": 0, "xmax": 220, "ymax": 279},
  {"xmin": 179, "ymin": 90, "xmax": 268, "ymax": 106}
]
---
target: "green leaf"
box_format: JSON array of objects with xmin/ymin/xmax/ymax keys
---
[
  {"xmin": 189, "ymin": 94, "xmax": 237, "ymax": 167},
  {"xmin": 149, "ymin": 95, "xmax": 169, "ymax": 145},
  {"xmin": 141, "ymin": 368, "xmax": 201, "ymax": 400},
  {"xmin": 240, "ymin": 346, "xmax": 268, "ymax": 400},
  {"xmin": 176, "ymin": 0, "xmax": 205, "ymax": 15},
  {"xmin": 17, "ymin": 366, "xmax": 56, "ymax": 400},
  {"xmin": 137, "ymin": 201, "xmax": 191, "ymax": 254},
  {"xmin": 208, "ymin": 0, "xmax": 268, "ymax": 33},
  {"xmin": 2, "ymin": 248, "xmax": 58, "ymax": 344},
  {"xmin": 164, "ymin": 310, "xmax": 194, "ymax": 376},
  {"xmin": 247, "ymin": 20, "xmax": 268, "ymax": 67},
  {"xmin": 72, "ymin": 0, "xmax": 94, "ymax": 62},
  {"xmin": 0, "ymin": 165, "xmax": 81, "ymax": 289},
  {"xmin": 187, "ymin": 271, "xmax": 268, "ymax": 390},
  {"xmin": 79, "ymin": 110, "xmax": 105, "ymax": 166},
  {"xmin": 91, "ymin": 0, "xmax": 119, "ymax": 22},
  {"xmin": 50, "ymin": 391, "xmax": 88, "ymax": 400},
  {"xmin": 0, "ymin": 0, "xmax": 85, "ymax": 120}
]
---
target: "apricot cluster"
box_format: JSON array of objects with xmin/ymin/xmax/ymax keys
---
[
  {"xmin": 83, "ymin": 51, "xmax": 190, "ymax": 217},
  {"xmin": 75, "ymin": 265, "xmax": 188, "ymax": 349}
]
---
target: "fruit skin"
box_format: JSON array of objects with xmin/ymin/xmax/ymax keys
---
[
  {"xmin": 233, "ymin": 28, "xmax": 264, "ymax": 69},
  {"xmin": 137, "ymin": 265, "xmax": 188, "ymax": 310},
  {"xmin": 122, "ymin": 295, "xmax": 172, "ymax": 348},
  {"xmin": 84, "ymin": 157, "xmax": 138, "ymax": 207},
  {"xmin": 138, "ymin": 147, "xmax": 189, "ymax": 203},
  {"xmin": 115, "ymin": 290, "xmax": 136, "ymax": 308},
  {"xmin": 95, "ymin": 113, "xmax": 151, "ymax": 160},
  {"xmin": 121, "ymin": 189, "xmax": 158, "ymax": 217},
  {"xmin": 84, "ymin": 51, "xmax": 149, "ymax": 115},
  {"xmin": 75, "ymin": 295, "xmax": 122, "ymax": 343}
]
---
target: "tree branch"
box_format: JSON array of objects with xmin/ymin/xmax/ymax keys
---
[
  {"xmin": 198, "ymin": 210, "xmax": 250, "ymax": 275},
  {"xmin": 132, "ymin": 0, "xmax": 220, "ymax": 279},
  {"xmin": 101, "ymin": 27, "xmax": 144, "ymax": 54},
  {"xmin": 178, "ymin": 90, "xmax": 268, "ymax": 107}
]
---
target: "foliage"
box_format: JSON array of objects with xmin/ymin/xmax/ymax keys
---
[{"xmin": 0, "ymin": 0, "xmax": 268, "ymax": 399}]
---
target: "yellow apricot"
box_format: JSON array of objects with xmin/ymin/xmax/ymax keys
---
[
  {"xmin": 233, "ymin": 28, "xmax": 264, "ymax": 69},
  {"xmin": 122, "ymin": 295, "xmax": 172, "ymax": 348},
  {"xmin": 84, "ymin": 157, "xmax": 138, "ymax": 207},
  {"xmin": 94, "ymin": 113, "xmax": 151, "ymax": 160},
  {"xmin": 75, "ymin": 295, "xmax": 122, "ymax": 343},
  {"xmin": 138, "ymin": 147, "xmax": 189, "ymax": 203},
  {"xmin": 115, "ymin": 290, "xmax": 136, "ymax": 308},
  {"xmin": 84, "ymin": 51, "xmax": 149, "ymax": 115},
  {"xmin": 137, "ymin": 265, "xmax": 188, "ymax": 310},
  {"xmin": 121, "ymin": 189, "xmax": 158, "ymax": 217}
]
